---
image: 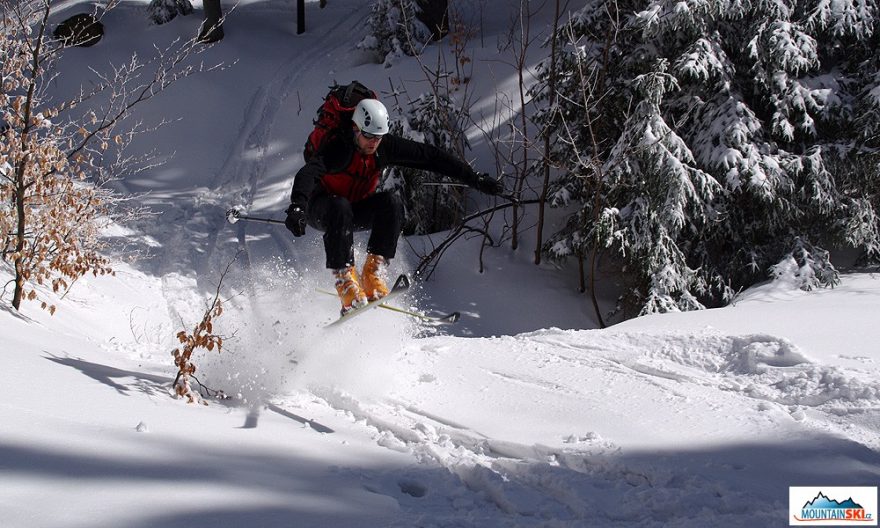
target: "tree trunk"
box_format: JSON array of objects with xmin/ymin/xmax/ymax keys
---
[
  {"xmin": 12, "ymin": 172, "xmax": 26, "ymax": 311},
  {"xmin": 203, "ymin": 0, "xmax": 222, "ymax": 23},
  {"xmin": 512, "ymin": 0, "xmax": 531, "ymax": 251},
  {"xmin": 415, "ymin": 0, "xmax": 449, "ymax": 41},
  {"xmin": 198, "ymin": 0, "xmax": 224, "ymax": 43},
  {"xmin": 534, "ymin": 0, "xmax": 561, "ymax": 265},
  {"xmin": 11, "ymin": 6, "xmax": 50, "ymax": 311}
]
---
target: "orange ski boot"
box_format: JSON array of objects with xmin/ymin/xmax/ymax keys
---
[
  {"xmin": 333, "ymin": 266, "xmax": 368, "ymax": 314},
  {"xmin": 361, "ymin": 253, "xmax": 389, "ymax": 301}
]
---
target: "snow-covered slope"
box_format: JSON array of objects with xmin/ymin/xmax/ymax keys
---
[
  {"xmin": 2, "ymin": 2, "xmax": 879, "ymax": 527},
  {"xmin": 4, "ymin": 262, "xmax": 880, "ymax": 527}
]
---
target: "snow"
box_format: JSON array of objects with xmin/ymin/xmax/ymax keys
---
[{"xmin": 3, "ymin": 1, "xmax": 880, "ymax": 527}]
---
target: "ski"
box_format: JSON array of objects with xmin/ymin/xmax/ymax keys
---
[
  {"xmin": 372, "ymin": 303, "xmax": 460, "ymax": 324},
  {"xmin": 321, "ymin": 275, "xmax": 460, "ymax": 326},
  {"xmin": 325, "ymin": 274, "xmax": 411, "ymax": 327}
]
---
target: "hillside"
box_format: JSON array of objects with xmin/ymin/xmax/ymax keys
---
[{"xmin": 2, "ymin": 2, "xmax": 879, "ymax": 527}]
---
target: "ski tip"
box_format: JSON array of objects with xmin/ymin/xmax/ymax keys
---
[
  {"xmin": 425, "ymin": 311, "xmax": 460, "ymax": 325},
  {"xmin": 441, "ymin": 311, "xmax": 461, "ymax": 324},
  {"xmin": 392, "ymin": 274, "xmax": 410, "ymax": 290}
]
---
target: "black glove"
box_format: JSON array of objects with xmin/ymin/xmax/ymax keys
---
[
  {"xmin": 473, "ymin": 173, "xmax": 503, "ymax": 196},
  {"xmin": 285, "ymin": 204, "xmax": 307, "ymax": 237}
]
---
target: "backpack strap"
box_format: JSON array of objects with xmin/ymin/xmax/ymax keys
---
[{"xmin": 342, "ymin": 83, "xmax": 357, "ymax": 107}]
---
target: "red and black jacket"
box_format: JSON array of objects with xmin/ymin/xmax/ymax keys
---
[{"xmin": 290, "ymin": 131, "xmax": 480, "ymax": 209}]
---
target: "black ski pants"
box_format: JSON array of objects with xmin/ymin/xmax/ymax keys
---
[{"xmin": 307, "ymin": 190, "xmax": 404, "ymax": 269}]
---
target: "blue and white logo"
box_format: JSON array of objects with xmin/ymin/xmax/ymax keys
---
[{"xmin": 790, "ymin": 487, "xmax": 878, "ymax": 526}]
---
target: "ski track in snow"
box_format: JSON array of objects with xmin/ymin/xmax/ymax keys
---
[
  {"xmin": 127, "ymin": 2, "xmax": 369, "ymax": 302},
  {"xmin": 46, "ymin": 4, "xmax": 877, "ymax": 525},
  {"xmin": 7, "ymin": 3, "xmax": 876, "ymax": 527},
  {"xmin": 100, "ymin": 2, "xmax": 374, "ymax": 333},
  {"xmin": 264, "ymin": 327, "xmax": 880, "ymax": 526},
  {"xmin": 300, "ymin": 384, "xmax": 764, "ymax": 526},
  {"xmin": 219, "ymin": 3, "xmax": 370, "ymax": 272}
]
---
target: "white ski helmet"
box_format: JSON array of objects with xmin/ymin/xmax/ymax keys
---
[{"xmin": 352, "ymin": 99, "xmax": 390, "ymax": 136}]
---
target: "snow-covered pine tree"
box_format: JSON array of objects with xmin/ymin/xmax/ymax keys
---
[
  {"xmin": 147, "ymin": 0, "xmax": 193, "ymax": 25},
  {"xmin": 358, "ymin": 0, "xmax": 434, "ymax": 67},
  {"xmin": 601, "ymin": 62, "xmax": 724, "ymax": 314},
  {"xmin": 534, "ymin": 0, "xmax": 879, "ymax": 315}
]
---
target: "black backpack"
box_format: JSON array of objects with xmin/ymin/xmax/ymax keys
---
[{"xmin": 303, "ymin": 81, "xmax": 377, "ymax": 162}]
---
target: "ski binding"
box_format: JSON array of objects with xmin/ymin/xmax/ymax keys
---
[{"xmin": 326, "ymin": 274, "xmax": 411, "ymax": 327}]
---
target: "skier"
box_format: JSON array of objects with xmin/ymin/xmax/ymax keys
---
[{"xmin": 285, "ymin": 98, "xmax": 503, "ymax": 314}]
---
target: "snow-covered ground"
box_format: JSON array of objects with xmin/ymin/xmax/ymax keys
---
[{"xmin": 2, "ymin": 1, "xmax": 879, "ymax": 527}]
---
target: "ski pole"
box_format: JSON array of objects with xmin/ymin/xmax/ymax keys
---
[
  {"xmin": 374, "ymin": 302, "xmax": 461, "ymax": 324},
  {"xmin": 225, "ymin": 208, "xmax": 286, "ymax": 225},
  {"xmin": 423, "ymin": 182, "xmax": 469, "ymax": 187},
  {"xmin": 423, "ymin": 181, "xmax": 520, "ymax": 204},
  {"xmin": 315, "ymin": 288, "xmax": 459, "ymax": 324}
]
